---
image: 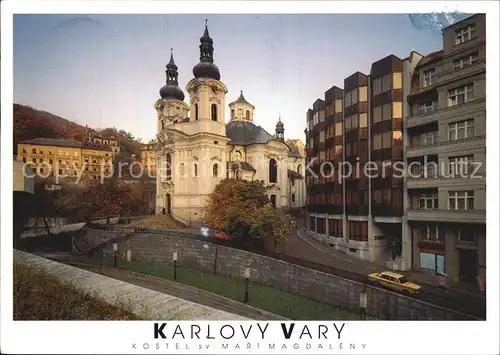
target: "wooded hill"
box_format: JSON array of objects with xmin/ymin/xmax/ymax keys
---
[{"xmin": 13, "ymin": 104, "xmax": 142, "ymax": 156}]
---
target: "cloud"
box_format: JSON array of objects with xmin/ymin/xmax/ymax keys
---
[{"xmin": 52, "ymin": 16, "xmax": 104, "ymax": 30}]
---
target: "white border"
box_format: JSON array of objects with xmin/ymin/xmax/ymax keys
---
[{"xmin": 1, "ymin": 1, "xmax": 499, "ymax": 354}]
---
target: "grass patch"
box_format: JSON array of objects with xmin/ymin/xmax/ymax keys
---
[
  {"xmin": 14, "ymin": 263, "xmax": 140, "ymax": 320},
  {"xmin": 106, "ymin": 258, "xmax": 369, "ymax": 320}
]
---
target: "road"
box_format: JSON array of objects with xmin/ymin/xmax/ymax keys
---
[{"xmin": 278, "ymin": 227, "xmax": 486, "ymax": 320}]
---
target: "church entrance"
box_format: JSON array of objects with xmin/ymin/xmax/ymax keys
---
[
  {"xmin": 270, "ymin": 195, "xmax": 276, "ymax": 209},
  {"xmin": 166, "ymin": 194, "xmax": 172, "ymax": 214}
]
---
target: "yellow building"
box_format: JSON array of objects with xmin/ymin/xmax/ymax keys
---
[
  {"xmin": 140, "ymin": 140, "xmax": 157, "ymax": 176},
  {"xmin": 17, "ymin": 138, "xmax": 114, "ymax": 181}
]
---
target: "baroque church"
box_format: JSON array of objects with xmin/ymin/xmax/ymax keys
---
[{"xmin": 154, "ymin": 21, "xmax": 306, "ymax": 227}]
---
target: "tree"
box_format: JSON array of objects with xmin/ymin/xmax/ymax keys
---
[{"xmin": 203, "ymin": 179, "xmax": 292, "ymax": 250}]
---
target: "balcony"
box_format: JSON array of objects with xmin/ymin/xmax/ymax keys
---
[
  {"xmin": 406, "ymin": 97, "xmax": 485, "ymax": 128},
  {"xmin": 407, "ymin": 135, "xmax": 486, "ymax": 158},
  {"xmin": 407, "ymin": 208, "xmax": 486, "ymax": 223}
]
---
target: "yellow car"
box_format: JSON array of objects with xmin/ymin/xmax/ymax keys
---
[{"xmin": 367, "ymin": 271, "xmax": 421, "ymax": 295}]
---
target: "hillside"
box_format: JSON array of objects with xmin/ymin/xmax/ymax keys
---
[{"xmin": 13, "ymin": 104, "xmax": 141, "ymax": 156}]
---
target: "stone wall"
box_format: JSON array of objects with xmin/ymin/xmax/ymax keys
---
[{"xmin": 116, "ymin": 232, "xmax": 477, "ymax": 320}]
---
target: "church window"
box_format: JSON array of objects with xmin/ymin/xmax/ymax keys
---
[
  {"xmin": 213, "ymin": 163, "xmax": 219, "ymax": 177},
  {"xmin": 234, "ymin": 150, "xmax": 242, "ymax": 161},
  {"xmin": 297, "ymin": 164, "xmax": 302, "ymax": 175},
  {"xmin": 231, "ymin": 109, "xmax": 235, "ymax": 119},
  {"xmin": 166, "ymin": 153, "xmax": 172, "ymax": 181},
  {"xmin": 211, "ymin": 104, "xmax": 217, "ymax": 121},
  {"xmin": 238, "ymin": 109, "xmax": 243, "ymax": 119},
  {"xmin": 270, "ymin": 195, "xmax": 277, "ymax": 208},
  {"xmin": 194, "ymin": 163, "xmax": 198, "ymax": 177},
  {"xmin": 194, "ymin": 104, "xmax": 199, "ymax": 120},
  {"xmin": 162, "ymin": 120, "xmax": 165, "ymax": 129},
  {"xmin": 246, "ymin": 110, "xmax": 250, "ymax": 120},
  {"xmin": 269, "ymin": 158, "xmax": 278, "ymax": 183}
]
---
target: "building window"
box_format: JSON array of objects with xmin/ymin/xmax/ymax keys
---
[
  {"xmin": 32, "ymin": 148, "xmax": 36, "ymax": 154},
  {"xmin": 359, "ymin": 113, "xmax": 368, "ymax": 128},
  {"xmin": 32, "ymin": 158, "xmax": 36, "ymax": 163},
  {"xmin": 269, "ymin": 158, "xmax": 278, "ymax": 183},
  {"xmin": 382, "ymin": 103, "xmax": 391, "ymax": 121},
  {"xmin": 458, "ymin": 227, "xmax": 477, "ymax": 243},
  {"xmin": 372, "ymin": 77, "xmax": 382, "ymax": 96},
  {"xmin": 419, "ymin": 193, "xmax": 438, "ymax": 210},
  {"xmin": 372, "ymin": 106, "xmax": 382, "ymax": 123},
  {"xmin": 392, "ymin": 102, "xmax": 402, "ymax": 119},
  {"xmin": 179, "ymin": 163, "xmax": 185, "ymax": 177},
  {"xmin": 412, "ymin": 131, "xmax": 437, "ymax": 147},
  {"xmin": 418, "ymin": 101, "xmax": 438, "ymax": 115},
  {"xmin": 166, "ymin": 153, "xmax": 172, "ymax": 181},
  {"xmin": 335, "ymin": 122, "xmax": 342, "ymax": 136},
  {"xmin": 194, "ymin": 104, "xmax": 199, "ymax": 120},
  {"xmin": 448, "ymin": 155, "xmax": 474, "ymax": 176},
  {"xmin": 453, "ymin": 52, "xmax": 479, "ymax": 69},
  {"xmin": 359, "ymin": 86, "xmax": 368, "ymax": 102},
  {"xmin": 382, "ymin": 132, "xmax": 392, "ymax": 148},
  {"xmin": 448, "ymin": 119, "xmax": 474, "ymax": 140},
  {"xmin": 194, "ymin": 163, "xmax": 198, "ymax": 177},
  {"xmin": 392, "ymin": 72, "xmax": 402, "ymax": 89},
  {"xmin": 420, "ymin": 224, "xmax": 442, "ymax": 242},
  {"xmin": 297, "ymin": 164, "xmax": 302, "ymax": 175},
  {"xmin": 448, "ymin": 84, "xmax": 474, "ymax": 106},
  {"xmin": 455, "ymin": 24, "xmax": 476, "ymax": 45},
  {"xmin": 231, "ymin": 109, "xmax": 235, "ymax": 119},
  {"xmin": 22, "ymin": 157, "xmax": 27, "ymax": 163},
  {"xmin": 212, "ymin": 163, "xmax": 219, "ymax": 177},
  {"xmin": 423, "ymin": 68, "xmax": 437, "ymax": 87},
  {"xmin": 270, "ymin": 195, "xmax": 277, "ymax": 208},
  {"xmin": 448, "ymin": 191, "xmax": 474, "ymax": 210},
  {"xmin": 291, "ymin": 193, "xmax": 296, "ymax": 202},
  {"xmin": 382, "ymin": 74, "xmax": 392, "ymax": 92},
  {"xmin": 211, "ymin": 104, "xmax": 217, "ymax": 121},
  {"xmin": 334, "ymin": 99, "xmax": 343, "ymax": 113},
  {"xmin": 373, "ymin": 134, "xmax": 382, "ymax": 150},
  {"xmin": 234, "ymin": 150, "xmax": 242, "ymax": 161},
  {"xmin": 245, "ymin": 110, "xmax": 250, "ymax": 120}
]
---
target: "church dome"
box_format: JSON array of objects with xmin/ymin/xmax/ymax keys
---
[
  {"xmin": 193, "ymin": 61, "xmax": 221, "ymax": 80},
  {"xmin": 159, "ymin": 84, "xmax": 185, "ymax": 101}
]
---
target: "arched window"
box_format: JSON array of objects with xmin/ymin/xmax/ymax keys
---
[
  {"xmin": 211, "ymin": 104, "xmax": 217, "ymax": 121},
  {"xmin": 213, "ymin": 163, "xmax": 219, "ymax": 177},
  {"xmin": 194, "ymin": 163, "xmax": 198, "ymax": 177},
  {"xmin": 161, "ymin": 120, "xmax": 165, "ymax": 129},
  {"xmin": 231, "ymin": 109, "xmax": 235, "ymax": 119},
  {"xmin": 166, "ymin": 153, "xmax": 172, "ymax": 181},
  {"xmin": 245, "ymin": 110, "xmax": 250, "ymax": 120},
  {"xmin": 269, "ymin": 158, "xmax": 278, "ymax": 183},
  {"xmin": 194, "ymin": 104, "xmax": 199, "ymax": 120},
  {"xmin": 297, "ymin": 164, "xmax": 302, "ymax": 175},
  {"xmin": 238, "ymin": 109, "xmax": 243, "ymax": 119}
]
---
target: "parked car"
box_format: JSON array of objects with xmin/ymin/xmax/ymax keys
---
[
  {"xmin": 367, "ymin": 271, "xmax": 421, "ymax": 295},
  {"xmin": 212, "ymin": 231, "xmax": 232, "ymax": 241}
]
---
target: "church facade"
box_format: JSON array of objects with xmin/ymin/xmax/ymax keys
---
[{"xmin": 154, "ymin": 22, "xmax": 306, "ymax": 227}]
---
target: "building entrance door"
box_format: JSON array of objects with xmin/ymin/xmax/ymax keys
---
[
  {"xmin": 166, "ymin": 194, "xmax": 172, "ymax": 214},
  {"xmin": 459, "ymin": 249, "xmax": 478, "ymax": 282}
]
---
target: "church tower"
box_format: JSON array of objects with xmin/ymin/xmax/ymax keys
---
[
  {"xmin": 185, "ymin": 20, "xmax": 228, "ymax": 137},
  {"xmin": 228, "ymin": 90, "xmax": 255, "ymax": 122},
  {"xmin": 275, "ymin": 116, "xmax": 285, "ymax": 142},
  {"xmin": 154, "ymin": 49, "xmax": 190, "ymax": 132}
]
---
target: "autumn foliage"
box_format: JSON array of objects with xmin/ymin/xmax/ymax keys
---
[{"xmin": 203, "ymin": 179, "xmax": 293, "ymax": 250}]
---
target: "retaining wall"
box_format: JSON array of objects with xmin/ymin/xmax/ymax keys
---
[
  {"xmin": 113, "ymin": 232, "xmax": 477, "ymax": 321},
  {"xmin": 14, "ymin": 250, "xmax": 248, "ymax": 321}
]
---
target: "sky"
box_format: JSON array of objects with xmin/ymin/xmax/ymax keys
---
[{"xmin": 14, "ymin": 14, "xmax": 446, "ymax": 142}]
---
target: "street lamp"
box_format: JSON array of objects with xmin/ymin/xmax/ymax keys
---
[
  {"xmin": 359, "ymin": 287, "xmax": 368, "ymax": 320},
  {"xmin": 243, "ymin": 268, "xmax": 250, "ymax": 303},
  {"xmin": 172, "ymin": 251, "xmax": 178, "ymax": 280},
  {"xmin": 113, "ymin": 243, "xmax": 118, "ymax": 268}
]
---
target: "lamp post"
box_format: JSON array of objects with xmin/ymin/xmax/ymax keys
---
[
  {"xmin": 243, "ymin": 268, "xmax": 250, "ymax": 303},
  {"xmin": 113, "ymin": 243, "xmax": 118, "ymax": 268},
  {"xmin": 359, "ymin": 287, "xmax": 368, "ymax": 320},
  {"xmin": 173, "ymin": 251, "xmax": 178, "ymax": 280}
]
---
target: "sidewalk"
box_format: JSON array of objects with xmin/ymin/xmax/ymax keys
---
[{"xmin": 294, "ymin": 227, "xmax": 484, "ymax": 298}]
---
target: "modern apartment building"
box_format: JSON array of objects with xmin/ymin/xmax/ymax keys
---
[
  {"xmin": 406, "ymin": 14, "xmax": 486, "ymax": 285},
  {"xmin": 305, "ymin": 14, "xmax": 486, "ymax": 287}
]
